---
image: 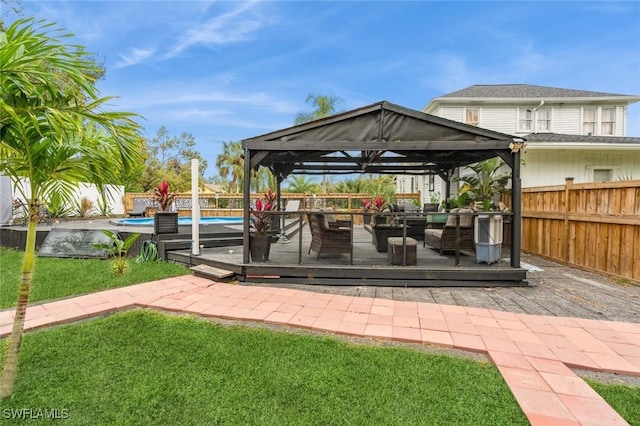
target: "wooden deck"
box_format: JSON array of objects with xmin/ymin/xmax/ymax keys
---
[
  {"xmin": 1, "ymin": 219, "xmax": 527, "ymax": 287},
  {"xmin": 168, "ymin": 223, "xmax": 528, "ymax": 287}
]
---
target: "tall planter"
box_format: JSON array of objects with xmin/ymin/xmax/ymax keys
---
[
  {"xmin": 250, "ymin": 234, "xmax": 271, "ymax": 262},
  {"xmin": 154, "ymin": 211, "xmax": 179, "ymax": 235},
  {"xmin": 374, "ymin": 214, "xmax": 387, "ymax": 226}
]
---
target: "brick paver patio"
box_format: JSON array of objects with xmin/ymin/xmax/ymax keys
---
[{"xmin": 2, "ymin": 275, "xmax": 638, "ymax": 425}]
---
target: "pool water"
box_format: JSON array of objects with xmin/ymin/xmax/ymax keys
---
[{"xmin": 112, "ymin": 217, "xmax": 243, "ymax": 226}]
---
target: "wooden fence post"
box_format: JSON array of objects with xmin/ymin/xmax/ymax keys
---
[{"xmin": 563, "ymin": 177, "xmax": 574, "ymax": 265}]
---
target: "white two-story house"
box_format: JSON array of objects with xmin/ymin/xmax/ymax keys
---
[{"xmin": 397, "ymin": 84, "xmax": 640, "ymax": 202}]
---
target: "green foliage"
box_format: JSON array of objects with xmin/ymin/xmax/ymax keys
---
[
  {"xmin": 214, "ymin": 140, "xmax": 244, "ymax": 193},
  {"xmin": 93, "ymin": 230, "xmax": 141, "ymax": 275},
  {"xmin": 0, "ymin": 248, "xmax": 188, "ymax": 309},
  {"xmin": 45, "ymin": 192, "xmax": 73, "ymax": 219},
  {"xmin": 294, "ymin": 94, "xmax": 344, "ymax": 124},
  {"xmin": 135, "ymin": 240, "xmax": 159, "ymax": 263},
  {"xmin": 95, "ymin": 193, "xmax": 112, "ymax": 217},
  {"xmin": 250, "ymin": 165, "xmax": 276, "ymax": 193},
  {"xmin": 285, "ymin": 175, "xmax": 321, "ymax": 193},
  {"xmin": 0, "ymin": 310, "xmax": 530, "ymax": 425},
  {"xmin": 455, "ymin": 157, "xmax": 509, "ymax": 210},
  {"xmin": 119, "ymin": 127, "xmax": 208, "ymax": 192}
]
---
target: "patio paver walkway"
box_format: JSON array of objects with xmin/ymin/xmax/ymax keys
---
[{"xmin": 2, "ymin": 275, "xmax": 638, "ymax": 425}]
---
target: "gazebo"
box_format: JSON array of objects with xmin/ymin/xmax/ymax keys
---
[{"xmin": 241, "ymin": 101, "xmax": 527, "ymax": 286}]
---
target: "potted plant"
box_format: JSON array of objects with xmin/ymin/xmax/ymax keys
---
[
  {"xmin": 153, "ymin": 181, "xmax": 178, "ymax": 235},
  {"xmin": 423, "ymin": 191, "xmax": 440, "ymax": 212},
  {"xmin": 249, "ymin": 189, "xmax": 276, "ymax": 261},
  {"xmin": 361, "ymin": 198, "xmax": 372, "ymax": 226},
  {"xmin": 372, "ymin": 195, "xmax": 387, "ymax": 226}
]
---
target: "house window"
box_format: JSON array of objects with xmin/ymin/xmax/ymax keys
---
[
  {"xmin": 593, "ymin": 169, "xmax": 612, "ymax": 182},
  {"xmin": 601, "ymin": 107, "xmax": 615, "ymax": 135},
  {"xmin": 519, "ymin": 108, "xmax": 533, "ymax": 132},
  {"xmin": 465, "ymin": 108, "xmax": 479, "ymax": 126},
  {"xmin": 537, "ymin": 108, "xmax": 551, "ymax": 132},
  {"xmin": 583, "ymin": 108, "xmax": 596, "ymax": 135}
]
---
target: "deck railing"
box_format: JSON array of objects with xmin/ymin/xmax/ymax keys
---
[{"xmin": 123, "ymin": 192, "xmax": 421, "ymax": 225}]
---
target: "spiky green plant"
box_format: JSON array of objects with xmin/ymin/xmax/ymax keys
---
[{"xmin": 93, "ymin": 230, "xmax": 141, "ymax": 275}]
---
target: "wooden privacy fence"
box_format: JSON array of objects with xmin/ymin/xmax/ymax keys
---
[{"xmin": 510, "ymin": 179, "xmax": 640, "ymax": 283}]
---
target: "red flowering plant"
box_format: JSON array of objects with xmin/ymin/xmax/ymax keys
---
[
  {"xmin": 250, "ymin": 189, "xmax": 276, "ymax": 235},
  {"xmin": 361, "ymin": 198, "xmax": 372, "ymax": 213},
  {"xmin": 154, "ymin": 181, "xmax": 176, "ymax": 211},
  {"xmin": 372, "ymin": 196, "xmax": 386, "ymax": 213}
]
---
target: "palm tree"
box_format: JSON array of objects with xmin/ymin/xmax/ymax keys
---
[
  {"xmin": 0, "ymin": 18, "xmax": 142, "ymax": 398},
  {"xmin": 294, "ymin": 95, "xmax": 344, "ymax": 192},
  {"xmin": 215, "ymin": 141, "xmax": 244, "ymax": 193},
  {"xmin": 285, "ymin": 175, "xmax": 321, "ymax": 193},
  {"xmin": 294, "ymin": 94, "xmax": 343, "ymax": 125}
]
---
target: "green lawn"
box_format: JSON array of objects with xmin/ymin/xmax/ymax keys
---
[
  {"xmin": 0, "ymin": 310, "xmax": 528, "ymax": 425},
  {"xmin": 0, "ymin": 248, "xmax": 189, "ymax": 308}
]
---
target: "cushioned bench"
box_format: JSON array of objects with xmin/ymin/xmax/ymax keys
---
[{"xmin": 424, "ymin": 208, "xmax": 474, "ymax": 254}]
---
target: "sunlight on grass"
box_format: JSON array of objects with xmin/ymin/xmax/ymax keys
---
[{"xmin": 0, "ymin": 248, "xmax": 188, "ymax": 308}]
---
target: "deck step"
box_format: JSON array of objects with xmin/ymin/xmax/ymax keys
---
[{"xmin": 190, "ymin": 264, "xmax": 234, "ymax": 281}]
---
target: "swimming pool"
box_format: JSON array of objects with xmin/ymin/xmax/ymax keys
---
[{"xmin": 111, "ymin": 217, "xmax": 243, "ymax": 226}]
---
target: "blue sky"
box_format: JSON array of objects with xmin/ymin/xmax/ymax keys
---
[{"xmin": 9, "ymin": 1, "xmax": 640, "ymax": 177}]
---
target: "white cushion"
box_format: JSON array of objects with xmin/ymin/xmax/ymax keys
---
[
  {"xmin": 444, "ymin": 208, "xmax": 460, "ymax": 227},
  {"xmin": 445, "ymin": 208, "xmax": 474, "ymax": 228}
]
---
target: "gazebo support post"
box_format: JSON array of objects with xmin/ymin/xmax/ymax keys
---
[
  {"xmin": 242, "ymin": 146, "xmax": 251, "ymax": 264},
  {"xmin": 510, "ymin": 149, "xmax": 522, "ymax": 268}
]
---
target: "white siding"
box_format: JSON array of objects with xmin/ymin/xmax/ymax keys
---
[
  {"xmin": 440, "ymin": 107, "xmax": 464, "ymax": 122},
  {"xmin": 521, "ymin": 149, "xmax": 640, "ymax": 187},
  {"xmin": 615, "ymin": 106, "xmax": 625, "ymax": 136},
  {"xmin": 478, "ymin": 107, "xmax": 517, "ymax": 134},
  {"xmin": 551, "ymin": 106, "xmax": 581, "ymax": 135}
]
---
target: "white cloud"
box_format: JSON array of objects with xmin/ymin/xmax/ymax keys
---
[
  {"xmin": 114, "ymin": 48, "xmax": 156, "ymax": 69},
  {"xmin": 164, "ymin": 1, "xmax": 266, "ymax": 59}
]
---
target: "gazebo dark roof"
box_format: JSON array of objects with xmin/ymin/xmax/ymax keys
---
[
  {"xmin": 240, "ymin": 101, "xmax": 525, "ymax": 270},
  {"xmin": 242, "ymin": 101, "xmax": 525, "ymax": 178}
]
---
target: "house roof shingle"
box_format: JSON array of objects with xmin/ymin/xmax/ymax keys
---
[
  {"xmin": 524, "ymin": 132, "xmax": 640, "ymax": 144},
  {"xmin": 440, "ymin": 84, "xmax": 637, "ymax": 99}
]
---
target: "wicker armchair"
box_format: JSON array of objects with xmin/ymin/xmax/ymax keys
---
[
  {"xmin": 424, "ymin": 208, "xmax": 474, "ymax": 254},
  {"xmin": 307, "ymin": 212, "xmax": 352, "ymax": 259}
]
